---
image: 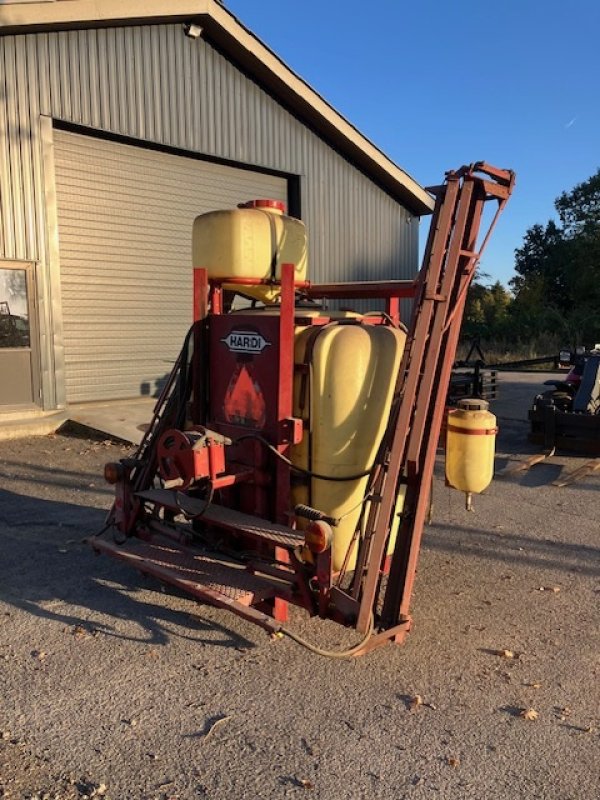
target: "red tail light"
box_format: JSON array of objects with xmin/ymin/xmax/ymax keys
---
[
  {"xmin": 104, "ymin": 462, "xmax": 124, "ymax": 484},
  {"xmin": 304, "ymin": 520, "xmax": 333, "ymax": 555}
]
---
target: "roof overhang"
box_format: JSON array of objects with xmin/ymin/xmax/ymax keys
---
[{"xmin": 0, "ymin": 0, "xmax": 434, "ymax": 215}]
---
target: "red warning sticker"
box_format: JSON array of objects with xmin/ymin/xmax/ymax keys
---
[{"xmin": 223, "ymin": 363, "xmax": 267, "ymax": 428}]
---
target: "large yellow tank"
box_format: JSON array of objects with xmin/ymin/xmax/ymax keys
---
[
  {"xmin": 192, "ymin": 200, "xmax": 307, "ymax": 304},
  {"xmin": 445, "ymin": 398, "xmax": 497, "ymax": 509},
  {"xmin": 292, "ymin": 323, "xmax": 406, "ymax": 571}
]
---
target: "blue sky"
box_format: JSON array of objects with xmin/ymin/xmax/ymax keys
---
[{"xmin": 225, "ymin": 0, "xmax": 600, "ymax": 287}]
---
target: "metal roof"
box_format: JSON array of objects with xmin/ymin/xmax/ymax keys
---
[{"xmin": 0, "ymin": 0, "xmax": 434, "ymax": 215}]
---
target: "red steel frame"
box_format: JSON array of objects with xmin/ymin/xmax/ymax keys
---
[
  {"xmin": 351, "ymin": 163, "xmax": 515, "ymax": 651},
  {"xmin": 95, "ymin": 162, "xmax": 514, "ymax": 655}
]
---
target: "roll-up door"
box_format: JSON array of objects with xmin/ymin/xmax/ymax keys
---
[{"xmin": 53, "ymin": 130, "xmax": 288, "ymax": 402}]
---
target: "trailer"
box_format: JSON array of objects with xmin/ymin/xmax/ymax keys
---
[
  {"xmin": 90, "ymin": 162, "xmax": 514, "ymax": 657},
  {"xmin": 529, "ymin": 349, "xmax": 600, "ymax": 456}
]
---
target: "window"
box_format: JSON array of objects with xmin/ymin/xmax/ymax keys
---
[{"xmin": 0, "ymin": 268, "xmax": 30, "ymax": 348}]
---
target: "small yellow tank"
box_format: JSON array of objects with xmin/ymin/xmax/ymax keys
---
[
  {"xmin": 445, "ymin": 398, "xmax": 497, "ymax": 510},
  {"xmin": 192, "ymin": 199, "xmax": 307, "ymax": 304}
]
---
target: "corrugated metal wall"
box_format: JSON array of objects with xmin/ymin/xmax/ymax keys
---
[
  {"xmin": 0, "ymin": 23, "xmax": 418, "ymax": 407},
  {"xmin": 54, "ymin": 129, "xmax": 288, "ymax": 401},
  {"xmin": 0, "ymin": 25, "xmax": 417, "ymax": 277}
]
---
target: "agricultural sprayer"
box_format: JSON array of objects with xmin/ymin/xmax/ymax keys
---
[{"xmin": 91, "ymin": 162, "xmax": 514, "ymax": 656}]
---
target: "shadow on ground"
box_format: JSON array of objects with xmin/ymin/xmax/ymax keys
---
[
  {"xmin": 425, "ymin": 520, "xmax": 600, "ymax": 577},
  {"xmin": 0, "ymin": 489, "xmax": 253, "ymax": 651}
]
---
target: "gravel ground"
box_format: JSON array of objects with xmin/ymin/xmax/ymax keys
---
[{"xmin": 0, "ymin": 412, "xmax": 598, "ymax": 799}]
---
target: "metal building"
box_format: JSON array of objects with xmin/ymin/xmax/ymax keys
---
[{"xmin": 0, "ymin": 0, "xmax": 433, "ymax": 420}]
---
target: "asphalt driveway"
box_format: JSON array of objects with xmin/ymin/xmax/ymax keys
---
[{"xmin": 0, "ymin": 393, "xmax": 598, "ymax": 800}]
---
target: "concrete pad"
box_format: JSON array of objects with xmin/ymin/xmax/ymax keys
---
[
  {"xmin": 0, "ymin": 409, "xmax": 67, "ymax": 441},
  {"xmin": 489, "ymin": 370, "xmax": 560, "ymax": 422},
  {"xmin": 66, "ymin": 397, "xmax": 155, "ymax": 445}
]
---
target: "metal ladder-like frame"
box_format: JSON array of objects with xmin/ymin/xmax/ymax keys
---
[{"xmin": 351, "ymin": 163, "xmax": 515, "ymax": 651}]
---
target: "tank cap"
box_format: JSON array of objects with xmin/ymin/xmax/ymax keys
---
[
  {"xmin": 457, "ymin": 398, "xmax": 489, "ymax": 412},
  {"xmin": 238, "ymin": 199, "xmax": 286, "ymax": 213}
]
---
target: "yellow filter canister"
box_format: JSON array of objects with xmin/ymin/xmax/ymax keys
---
[{"xmin": 445, "ymin": 398, "xmax": 497, "ymax": 510}]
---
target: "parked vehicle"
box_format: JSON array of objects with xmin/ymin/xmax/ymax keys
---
[{"xmin": 529, "ymin": 346, "xmax": 600, "ymax": 454}]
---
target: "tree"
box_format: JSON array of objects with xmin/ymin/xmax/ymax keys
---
[
  {"xmin": 555, "ymin": 169, "xmax": 600, "ymax": 237},
  {"xmin": 510, "ymin": 169, "xmax": 600, "ymax": 346},
  {"xmin": 461, "ymin": 280, "xmax": 513, "ymax": 348}
]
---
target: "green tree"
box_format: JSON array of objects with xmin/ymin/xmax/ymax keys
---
[
  {"xmin": 510, "ymin": 169, "xmax": 600, "ymax": 346},
  {"xmin": 463, "ymin": 280, "xmax": 512, "ymax": 341}
]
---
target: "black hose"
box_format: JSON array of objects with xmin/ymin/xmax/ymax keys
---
[
  {"xmin": 174, "ymin": 324, "xmax": 196, "ymax": 430},
  {"xmin": 233, "ymin": 433, "xmax": 374, "ymax": 482}
]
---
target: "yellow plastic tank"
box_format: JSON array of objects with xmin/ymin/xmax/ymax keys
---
[
  {"xmin": 292, "ymin": 322, "xmax": 406, "ymax": 571},
  {"xmin": 445, "ymin": 398, "xmax": 497, "ymax": 509},
  {"xmin": 192, "ymin": 199, "xmax": 307, "ymax": 304}
]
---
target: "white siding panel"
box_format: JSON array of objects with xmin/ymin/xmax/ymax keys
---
[
  {"xmin": 0, "ymin": 25, "xmax": 419, "ymax": 413},
  {"xmin": 1, "ymin": 27, "xmax": 418, "ymax": 283},
  {"xmin": 54, "ymin": 129, "xmax": 287, "ymax": 402}
]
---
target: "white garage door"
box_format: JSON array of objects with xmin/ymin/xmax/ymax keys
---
[{"xmin": 54, "ymin": 130, "xmax": 288, "ymax": 402}]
